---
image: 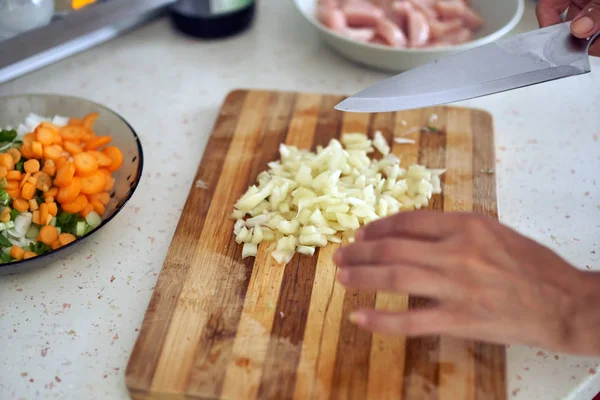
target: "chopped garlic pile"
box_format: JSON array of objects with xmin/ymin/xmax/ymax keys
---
[{"xmin": 231, "ymin": 132, "xmax": 445, "ymax": 264}]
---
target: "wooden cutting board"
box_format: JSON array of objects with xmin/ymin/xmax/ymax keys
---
[{"xmin": 126, "ymin": 89, "xmax": 505, "ymax": 400}]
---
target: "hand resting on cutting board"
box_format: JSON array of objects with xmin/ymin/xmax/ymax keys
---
[
  {"xmin": 537, "ymin": 0, "xmax": 600, "ymax": 55},
  {"xmin": 334, "ymin": 211, "xmax": 600, "ymax": 356}
]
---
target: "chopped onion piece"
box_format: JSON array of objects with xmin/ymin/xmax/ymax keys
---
[{"xmin": 242, "ymin": 243, "xmax": 258, "ymax": 259}]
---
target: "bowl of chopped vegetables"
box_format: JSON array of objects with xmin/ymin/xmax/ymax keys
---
[{"xmin": 0, "ymin": 94, "xmax": 143, "ymax": 275}]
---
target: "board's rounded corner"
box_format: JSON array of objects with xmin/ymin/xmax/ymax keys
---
[
  {"xmin": 468, "ymin": 107, "xmax": 494, "ymax": 123},
  {"xmin": 224, "ymin": 89, "xmax": 248, "ymax": 101}
]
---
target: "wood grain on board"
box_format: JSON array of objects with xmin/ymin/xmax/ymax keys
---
[{"xmin": 126, "ymin": 89, "xmax": 505, "ymax": 400}]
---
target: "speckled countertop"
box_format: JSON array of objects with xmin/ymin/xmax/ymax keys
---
[{"xmin": 0, "ymin": 1, "xmax": 599, "ymax": 399}]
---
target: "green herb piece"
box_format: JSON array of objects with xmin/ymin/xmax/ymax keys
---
[
  {"xmin": 10, "ymin": 209, "xmax": 19, "ymax": 221},
  {"xmin": 55, "ymin": 212, "xmax": 80, "ymax": 235},
  {"xmin": 421, "ymin": 125, "xmax": 440, "ymax": 133},
  {"xmin": 480, "ymin": 168, "xmax": 494, "ymax": 175},
  {"xmin": 0, "ymin": 189, "xmax": 9, "ymax": 206},
  {"xmin": 14, "ymin": 161, "xmax": 24, "ymax": 173},
  {"xmin": 0, "ymin": 234, "xmax": 12, "ymax": 248},
  {"xmin": 0, "ymin": 252, "xmax": 13, "ymax": 263},
  {"xmin": 30, "ymin": 241, "xmax": 51, "ymax": 255},
  {"xmin": 0, "ymin": 129, "xmax": 17, "ymax": 143}
]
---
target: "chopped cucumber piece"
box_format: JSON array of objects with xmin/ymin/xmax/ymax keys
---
[
  {"xmin": 25, "ymin": 225, "xmax": 40, "ymax": 240},
  {"xmin": 85, "ymin": 211, "xmax": 101, "ymax": 228},
  {"xmin": 5, "ymin": 221, "xmax": 15, "ymax": 229},
  {"xmin": 75, "ymin": 221, "xmax": 86, "ymax": 237}
]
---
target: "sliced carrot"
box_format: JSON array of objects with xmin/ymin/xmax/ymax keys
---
[
  {"xmin": 73, "ymin": 152, "xmax": 98, "ymax": 176},
  {"xmin": 20, "ymin": 144, "xmax": 34, "ymax": 159},
  {"xmin": 6, "ymin": 170, "xmax": 20, "ymax": 181},
  {"xmin": 19, "ymin": 172, "xmax": 31, "ymax": 189},
  {"xmin": 61, "ymin": 194, "xmax": 88, "ymax": 213},
  {"xmin": 89, "ymin": 151, "xmax": 113, "ymax": 167},
  {"xmin": 35, "ymin": 126, "xmax": 54, "ymax": 145},
  {"xmin": 23, "ymin": 251, "xmax": 37, "ymax": 260},
  {"xmin": 47, "ymin": 202, "xmax": 58, "ymax": 217},
  {"xmin": 80, "ymin": 203, "xmax": 93, "ymax": 218},
  {"xmin": 33, "ymin": 172, "xmax": 51, "ymax": 192},
  {"xmin": 7, "ymin": 148, "xmax": 21, "ymax": 164},
  {"xmin": 0, "ymin": 213, "xmax": 9, "ymax": 223},
  {"xmin": 6, "ymin": 181, "xmax": 18, "ymax": 190},
  {"xmin": 56, "ymin": 177, "xmax": 81, "ymax": 204},
  {"xmin": 55, "ymin": 157, "xmax": 67, "ymax": 169},
  {"xmin": 24, "ymin": 159, "xmax": 40, "ymax": 174},
  {"xmin": 0, "ymin": 166, "xmax": 7, "ymax": 179},
  {"xmin": 6, "ymin": 188, "xmax": 20, "ymax": 199},
  {"xmin": 51, "ymin": 241, "xmax": 61, "ymax": 250},
  {"xmin": 69, "ymin": 117, "xmax": 82, "ymax": 126},
  {"xmin": 23, "ymin": 133, "xmax": 36, "ymax": 146},
  {"xmin": 58, "ymin": 233, "xmax": 76, "ymax": 246},
  {"xmin": 39, "ymin": 225, "xmax": 59, "ymax": 245},
  {"xmin": 32, "ymin": 210, "xmax": 40, "ymax": 225},
  {"xmin": 39, "ymin": 122, "xmax": 59, "ymax": 133},
  {"xmin": 31, "ymin": 141, "xmax": 43, "ymax": 159},
  {"xmin": 101, "ymin": 146, "xmax": 123, "ymax": 172},
  {"xmin": 104, "ymin": 175, "xmax": 115, "ymax": 192},
  {"xmin": 43, "ymin": 145, "xmax": 62, "ymax": 161},
  {"xmin": 42, "ymin": 160, "xmax": 56, "ymax": 177},
  {"xmin": 89, "ymin": 191, "xmax": 110, "ymax": 206},
  {"xmin": 45, "ymin": 197, "xmax": 54, "ymax": 204},
  {"xmin": 82, "ymin": 112, "xmax": 99, "ymax": 131},
  {"xmin": 79, "ymin": 170, "xmax": 105, "ymax": 195},
  {"xmin": 0, "ymin": 154, "xmax": 14, "ymax": 171},
  {"xmin": 64, "ymin": 141, "xmax": 83, "ymax": 155},
  {"xmin": 59, "ymin": 125, "xmax": 86, "ymax": 141},
  {"xmin": 54, "ymin": 161, "xmax": 75, "ymax": 187},
  {"xmin": 39, "ymin": 203, "xmax": 49, "ymax": 226},
  {"xmin": 82, "ymin": 130, "xmax": 95, "ymax": 141},
  {"xmin": 10, "ymin": 246, "xmax": 24, "ymax": 260},
  {"xmin": 13, "ymin": 198, "xmax": 29, "ymax": 212},
  {"xmin": 29, "ymin": 199, "xmax": 39, "ymax": 211},
  {"xmin": 44, "ymin": 187, "xmax": 58, "ymax": 199},
  {"xmin": 21, "ymin": 182, "xmax": 36, "ymax": 200},
  {"xmin": 90, "ymin": 199, "xmax": 105, "ymax": 215},
  {"xmin": 84, "ymin": 136, "xmax": 111, "ymax": 151}
]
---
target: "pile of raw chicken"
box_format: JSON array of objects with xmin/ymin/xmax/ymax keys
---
[{"xmin": 317, "ymin": 0, "xmax": 484, "ymax": 48}]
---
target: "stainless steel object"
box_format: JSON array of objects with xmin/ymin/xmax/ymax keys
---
[{"xmin": 335, "ymin": 22, "xmax": 600, "ymax": 113}]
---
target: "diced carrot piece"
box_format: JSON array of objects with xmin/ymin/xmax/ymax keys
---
[
  {"xmin": 20, "ymin": 144, "xmax": 34, "ymax": 159},
  {"xmin": 80, "ymin": 203, "xmax": 93, "ymax": 218},
  {"xmin": 31, "ymin": 142, "xmax": 43, "ymax": 159},
  {"xmin": 0, "ymin": 213, "xmax": 10, "ymax": 223},
  {"xmin": 89, "ymin": 151, "xmax": 113, "ymax": 167},
  {"xmin": 39, "ymin": 225, "xmax": 59, "ymax": 245},
  {"xmin": 35, "ymin": 126, "xmax": 54, "ymax": 145},
  {"xmin": 56, "ymin": 157, "xmax": 67, "ymax": 169},
  {"xmin": 44, "ymin": 188, "xmax": 58, "ymax": 198},
  {"xmin": 80, "ymin": 170, "xmax": 105, "ymax": 195},
  {"xmin": 90, "ymin": 199, "xmax": 105, "ymax": 215},
  {"xmin": 51, "ymin": 241, "xmax": 61, "ymax": 250},
  {"xmin": 42, "ymin": 160, "xmax": 56, "ymax": 177},
  {"xmin": 6, "ymin": 189, "xmax": 21, "ymax": 199},
  {"xmin": 51, "ymin": 130, "xmax": 62, "ymax": 145},
  {"xmin": 39, "ymin": 203, "xmax": 49, "ymax": 226},
  {"xmin": 23, "ymin": 133, "xmax": 36, "ymax": 146},
  {"xmin": 23, "ymin": 251, "xmax": 37, "ymax": 260},
  {"xmin": 82, "ymin": 112, "xmax": 99, "ymax": 131},
  {"xmin": 29, "ymin": 199, "xmax": 39, "ymax": 211},
  {"xmin": 61, "ymin": 194, "xmax": 88, "ymax": 213},
  {"xmin": 24, "ymin": 159, "xmax": 40, "ymax": 174},
  {"xmin": 7, "ymin": 149, "xmax": 21, "ymax": 164},
  {"xmin": 39, "ymin": 122, "xmax": 59, "ymax": 133},
  {"xmin": 6, "ymin": 181, "xmax": 18, "ymax": 190},
  {"xmin": 84, "ymin": 136, "xmax": 112, "ymax": 151},
  {"xmin": 32, "ymin": 210, "xmax": 40, "ymax": 225},
  {"xmin": 73, "ymin": 152, "xmax": 98, "ymax": 176},
  {"xmin": 43, "ymin": 145, "xmax": 62, "ymax": 161},
  {"xmin": 10, "ymin": 246, "xmax": 24, "ymax": 260},
  {"xmin": 64, "ymin": 141, "xmax": 83, "ymax": 155},
  {"xmin": 69, "ymin": 118, "xmax": 82, "ymax": 126},
  {"xmin": 34, "ymin": 171, "xmax": 52, "ymax": 192},
  {"xmin": 59, "ymin": 125, "xmax": 86, "ymax": 141},
  {"xmin": 56, "ymin": 177, "xmax": 81, "ymax": 204},
  {"xmin": 0, "ymin": 166, "xmax": 7, "ymax": 179},
  {"xmin": 89, "ymin": 191, "xmax": 110, "ymax": 206},
  {"xmin": 101, "ymin": 146, "xmax": 123, "ymax": 172},
  {"xmin": 19, "ymin": 172, "xmax": 31, "ymax": 189},
  {"xmin": 0, "ymin": 154, "xmax": 14, "ymax": 171},
  {"xmin": 13, "ymin": 198, "xmax": 29, "ymax": 212},
  {"xmin": 47, "ymin": 202, "xmax": 58, "ymax": 217},
  {"xmin": 6, "ymin": 170, "xmax": 21, "ymax": 181},
  {"xmin": 58, "ymin": 233, "xmax": 76, "ymax": 246},
  {"xmin": 21, "ymin": 182, "xmax": 36, "ymax": 200},
  {"xmin": 104, "ymin": 176, "xmax": 114, "ymax": 192},
  {"xmin": 54, "ymin": 162, "xmax": 75, "ymax": 187}
]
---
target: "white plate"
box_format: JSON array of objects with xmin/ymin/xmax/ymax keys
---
[{"xmin": 293, "ymin": 0, "xmax": 525, "ymax": 71}]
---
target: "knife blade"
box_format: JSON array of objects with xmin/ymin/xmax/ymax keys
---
[{"xmin": 335, "ymin": 22, "xmax": 599, "ymax": 113}]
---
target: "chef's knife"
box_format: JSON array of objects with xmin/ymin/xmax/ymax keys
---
[{"xmin": 335, "ymin": 22, "xmax": 599, "ymax": 113}]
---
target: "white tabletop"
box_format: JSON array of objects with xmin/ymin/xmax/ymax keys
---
[{"xmin": 1, "ymin": 1, "xmax": 599, "ymax": 399}]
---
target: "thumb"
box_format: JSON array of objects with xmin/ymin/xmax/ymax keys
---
[{"xmin": 571, "ymin": 0, "xmax": 600, "ymax": 38}]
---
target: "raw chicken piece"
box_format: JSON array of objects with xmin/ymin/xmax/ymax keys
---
[
  {"xmin": 435, "ymin": 0, "xmax": 465, "ymax": 20},
  {"xmin": 342, "ymin": 0, "xmax": 385, "ymax": 27},
  {"xmin": 323, "ymin": 8, "xmax": 348, "ymax": 32},
  {"xmin": 407, "ymin": 0, "xmax": 437, "ymax": 20},
  {"xmin": 429, "ymin": 17, "xmax": 463, "ymax": 39},
  {"xmin": 462, "ymin": 7, "xmax": 483, "ymax": 30},
  {"xmin": 407, "ymin": 9, "xmax": 430, "ymax": 47},
  {"xmin": 391, "ymin": 1, "xmax": 412, "ymax": 30},
  {"xmin": 376, "ymin": 17, "xmax": 408, "ymax": 47},
  {"xmin": 370, "ymin": 35, "xmax": 389, "ymax": 45},
  {"xmin": 317, "ymin": 0, "xmax": 338, "ymax": 24},
  {"xmin": 444, "ymin": 27, "xmax": 473, "ymax": 44},
  {"xmin": 344, "ymin": 27, "xmax": 377, "ymax": 42}
]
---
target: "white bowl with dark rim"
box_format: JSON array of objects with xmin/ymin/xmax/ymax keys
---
[
  {"xmin": 0, "ymin": 94, "xmax": 143, "ymax": 275},
  {"xmin": 293, "ymin": 0, "xmax": 525, "ymax": 72}
]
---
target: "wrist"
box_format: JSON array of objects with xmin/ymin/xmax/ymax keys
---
[{"xmin": 568, "ymin": 271, "xmax": 600, "ymax": 355}]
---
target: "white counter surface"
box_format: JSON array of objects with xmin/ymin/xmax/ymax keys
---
[{"xmin": 1, "ymin": 1, "xmax": 600, "ymax": 399}]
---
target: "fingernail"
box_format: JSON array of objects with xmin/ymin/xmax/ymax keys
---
[
  {"xmin": 337, "ymin": 269, "xmax": 349, "ymax": 283},
  {"xmin": 572, "ymin": 16, "xmax": 595, "ymax": 36},
  {"xmin": 349, "ymin": 311, "xmax": 366, "ymax": 325}
]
